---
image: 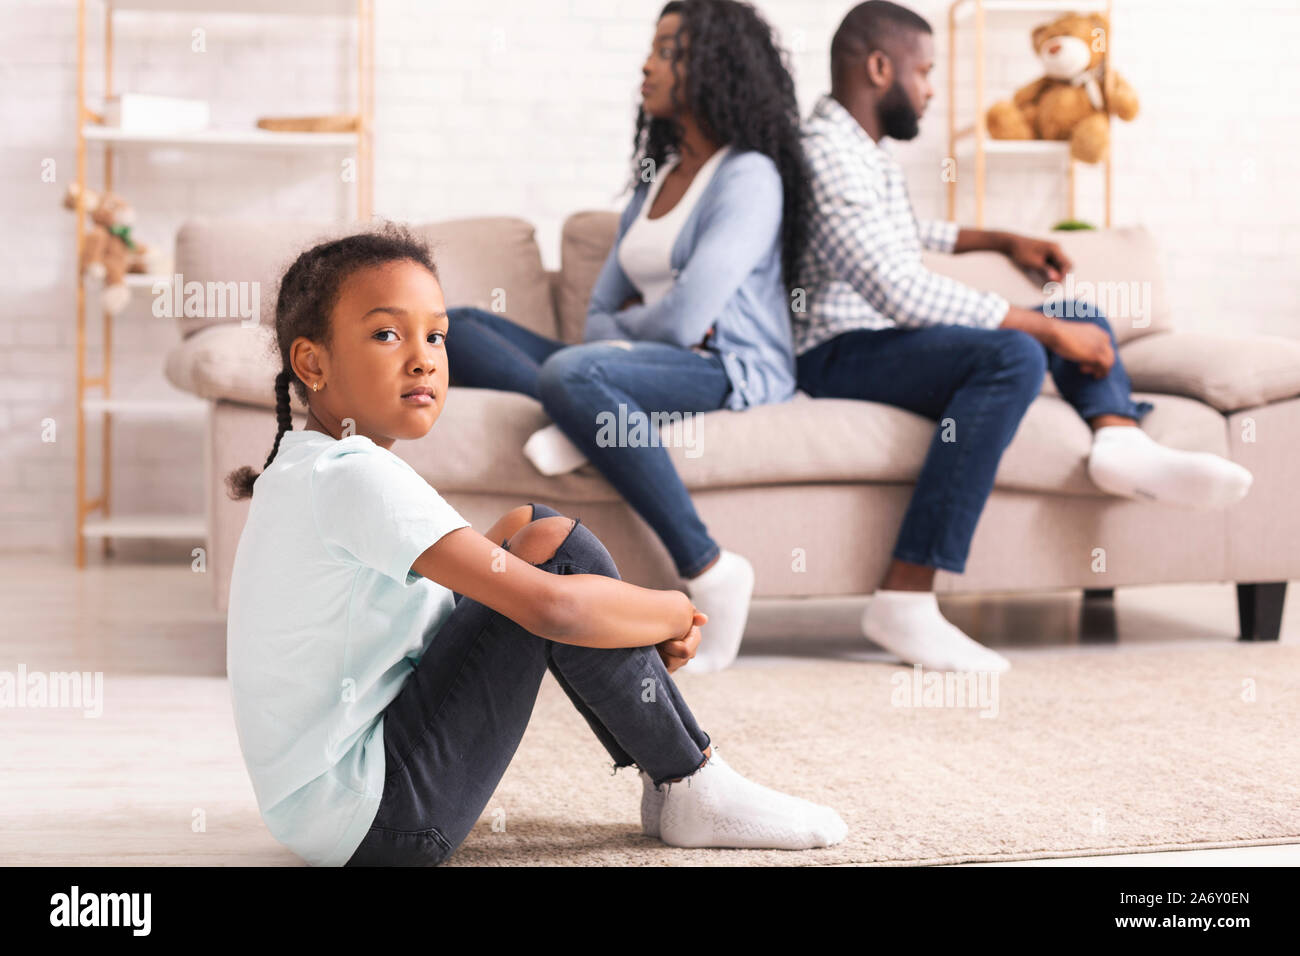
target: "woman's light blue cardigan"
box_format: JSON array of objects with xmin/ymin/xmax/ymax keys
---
[{"xmin": 583, "ymin": 149, "xmax": 797, "ymax": 411}]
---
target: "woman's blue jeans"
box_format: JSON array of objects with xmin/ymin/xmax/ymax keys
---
[
  {"xmin": 794, "ymin": 301, "xmax": 1155, "ymax": 574},
  {"xmin": 444, "ymin": 306, "xmax": 731, "ymax": 578},
  {"xmin": 345, "ymin": 503, "xmax": 711, "ymax": 867}
]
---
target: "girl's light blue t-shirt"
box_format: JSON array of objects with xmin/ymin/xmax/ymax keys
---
[{"xmin": 226, "ymin": 429, "xmax": 470, "ymax": 866}]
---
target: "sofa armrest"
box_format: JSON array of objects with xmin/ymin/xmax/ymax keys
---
[
  {"xmin": 164, "ymin": 322, "xmax": 305, "ymax": 412},
  {"xmin": 1118, "ymin": 330, "xmax": 1300, "ymax": 413}
]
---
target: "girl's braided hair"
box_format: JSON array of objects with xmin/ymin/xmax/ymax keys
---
[{"xmin": 225, "ymin": 222, "xmax": 438, "ymax": 500}]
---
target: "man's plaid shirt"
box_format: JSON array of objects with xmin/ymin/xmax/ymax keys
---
[{"xmin": 792, "ymin": 94, "xmax": 1010, "ymax": 357}]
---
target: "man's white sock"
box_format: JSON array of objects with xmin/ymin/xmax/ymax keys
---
[
  {"xmin": 523, "ymin": 423, "xmax": 589, "ymax": 476},
  {"xmin": 680, "ymin": 550, "xmax": 755, "ymax": 674},
  {"xmin": 658, "ymin": 747, "xmax": 848, "ymax": 850},
  {"xmin": 861, "ymin": 589, "xmax": 1010, "ymax": 672},
  {"xmin": 1087, "ymin": 425, "xmax": 1252, "ymax": 508}
]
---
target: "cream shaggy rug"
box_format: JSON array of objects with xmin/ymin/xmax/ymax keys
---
[
  {"xmin": 446, "ymin": 643, "xmax": 1300, "ymax": 865},
  {"xmin": 3, "ymin": 644, "xmax": 1297, "ymax": 865}
]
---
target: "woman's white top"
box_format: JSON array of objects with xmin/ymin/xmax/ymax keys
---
[{"xmin": 617, "ymin": 145, "xmax": 732, "ymax": 306}]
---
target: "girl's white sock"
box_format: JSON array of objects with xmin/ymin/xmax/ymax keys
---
[
  {"xmin": 861, "ymin": 589, "xmax": 1010, "ymax": 672},
  {"xmin": 681, "ymin": 550, "xmax": 755, "ymax": 673},
  {"xmin": 1087, "ymin": 425, "xmax": 1252, "ymax": 508},
  {"xmin": 639, "ymin": 769, "xmax": 664, "ymax": 838},
  {"xmin": 658, "ymin": 748, "xmax": 848, "ymax": 850},
  {"xmin": 523, "ymin": 423, "xmax": 589, "ymax": 476}
]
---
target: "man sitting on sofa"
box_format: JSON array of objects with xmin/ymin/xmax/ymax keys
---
[{"xmin": 795, "ymin": 0, "xmax": 1253, "ymax": 673}]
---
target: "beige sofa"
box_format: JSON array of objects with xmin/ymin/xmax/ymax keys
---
[{"xmin": 164, "ymin": 215, "xmax": 1300, "ymax": 641}]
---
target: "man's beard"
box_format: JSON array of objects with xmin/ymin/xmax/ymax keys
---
[{"xmin": 878, "ymin": 79, "xmax": 920, "ymax": 140}]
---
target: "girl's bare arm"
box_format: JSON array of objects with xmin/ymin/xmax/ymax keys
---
[{"xmin": 410, "ymin": 527, "xmax": 694, "ymax": 649}]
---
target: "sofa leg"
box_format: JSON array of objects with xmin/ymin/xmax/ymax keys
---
[
  {"xmin": 1080, "ymin": 587, "xmax": 1117, "ymax": 643},
  {"xmin": 1237, "ymin": 582, "xmax": 1287, "ymax": 642}
]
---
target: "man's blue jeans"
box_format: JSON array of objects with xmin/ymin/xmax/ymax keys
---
[
  {"xmin": 345, "ymin": 503, "xmax": 711, "ymax": 867},
  {"xmin": 794, "ymin": 301, "xmax": 1155, "ymax": 574},
  {"xmin": 444, "ymin": 306, "xmax": 731, "ymax": 578}
]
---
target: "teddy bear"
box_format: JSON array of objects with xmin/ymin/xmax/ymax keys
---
[
  {"xmin": 985, "ymin": 11, "xmax": 1139, "ymax": 164},
  {"xmin": 63, "ymin": 183, "xmax": 161, "ymax": 314}
]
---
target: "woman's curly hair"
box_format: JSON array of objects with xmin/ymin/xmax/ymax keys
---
[
  {"xmin": 224, "ymin": 222, "xmax": 438, "ymax": 500},
  {"xmin": 632, "ymin": 0, "xmax": 810, "ymax": 290}
]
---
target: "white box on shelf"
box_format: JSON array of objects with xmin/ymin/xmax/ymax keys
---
[{"xmin": 103, "ymin": 93, "xmax": 210, "ymax": 134}]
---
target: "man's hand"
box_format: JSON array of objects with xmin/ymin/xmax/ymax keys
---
[
  {"xmin": 657, "ymin": 608, "xmax": 706, "ymax": 674},
  {"xmin": 1003, "ymin": 234, "xmax": 1073, "ymax": 284},
  {"xmin": 1046, "ymin": 319, "xmax": 1114, "ymax": 378},
  {"xmin": 954, "ymin": 229, "xmax": 1074, "ymax": 284},
  {"xmin": 1001, "ymin": 306, "xmax": 1114, "ymax": 379}
]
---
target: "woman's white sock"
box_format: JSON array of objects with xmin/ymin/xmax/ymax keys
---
[
  {"xmin": 658, "ymin": 747, "xmax": 848, "ymax": 850},
  {"xmin": 1087, "ymin": 425, "xmax": 1252, "ymax": 508},
  {"xmin": 681, "ymin": 550, "xmax": 755, "ymax": 673},
  {"xmin": 523, "ymin": 423, "xmax": 589, "ymax": 476},
  {"xmin": 861, "ymin": 589, "xmax": 1010, "ymax": 672}
]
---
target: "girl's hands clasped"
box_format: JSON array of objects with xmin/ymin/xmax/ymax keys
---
[{"xmin": 657, "ymin": 608, "xmax": 707, "ymax": 674}]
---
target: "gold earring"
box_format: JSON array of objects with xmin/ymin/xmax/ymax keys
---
[{"xmin": 312, "ymin": 382, "xmax": 321, "ymax": 391}]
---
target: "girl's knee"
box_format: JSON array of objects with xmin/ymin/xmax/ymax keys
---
[
  {"xmin": 503, "ymin": 504, "xmax": 534, "ymax": 526},
  {"xmin": 484, "ymin": 505, "xmax": 535, "ymax": 548},
  {"xmin": 557, "ymin": 522, "xmax": 620, "ymax": 579},
  {"xmin": 504, "ymin": 516, "xmax": 576, "ymax": 565},
  {"xmin": 510, "ymin": 518, "xmax": 620, "ymax": 579}
]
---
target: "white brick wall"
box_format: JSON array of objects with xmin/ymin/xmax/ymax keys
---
[{"xmin": 3, "ymin": 0, "xmax": 1299, "ymax": 556}]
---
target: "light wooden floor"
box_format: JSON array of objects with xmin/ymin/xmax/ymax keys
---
[{"xmin": 2, "ymin": 553, "xmax": 1297, "ymax": 866}]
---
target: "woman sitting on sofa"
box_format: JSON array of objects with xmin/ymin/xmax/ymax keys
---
[{"xmin": 444, "ymin": 0, "xmax": 809, "ymax": 673}]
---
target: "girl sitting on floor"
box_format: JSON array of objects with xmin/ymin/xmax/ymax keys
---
[{"xmin": 223, "ymin": 225, "xmax": 847, "ymax": 866}]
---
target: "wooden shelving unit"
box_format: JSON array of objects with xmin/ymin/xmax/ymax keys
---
[
  {"xmin": 72, "ymin": 0, "xmax": 374, "ymax": 567},
  {"xmin": 946, "ymin": 0, "xmax": 1115, "ymax": 228}
]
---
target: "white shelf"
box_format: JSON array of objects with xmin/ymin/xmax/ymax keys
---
[
  {"xmin": 83, "ymin": 272, "xmax": 169, "ymax": 290},
  {"xmin": 74, "ymin": 0, "xmax": 370, "ymax": 569},
  {"xmin": 81, "ymin": 514, "xmax": 206, "ymax": 540},
  {"xmin": 953, "ymin": 0, "xmax": 1110, "ymax": 24},
  {"xmin": 955, "ymin": 138, "xmax": 1072, "ymax": 157},
  {"xmin": 124, "ymin": 273, "xmax": 167, "ymax": 288},
  {"xmin": 82, "ymin": 125, "xmax": 357, "ymax": 150},
  {"xmin": 83, "ymin": 397, "xmax": 208, "ymax": 418}
]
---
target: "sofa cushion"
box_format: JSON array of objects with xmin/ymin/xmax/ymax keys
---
[
  {"xmin": 557, "ymin": 214, "xmax": 1173, "ymax": 347},
  {"xmin": 171, "ymin": 312, "xmax": 1230, "ymax": 499},
  {"xmin": 1119, "ymin": 330, "xmax": 1300, "ymax": 413},
  {"xmin": 164, "ymin": 323, "xmax": 304, "ymax": 412},
  {"xmin": 173, "ymin": 220, "xmax": 354, "ymax": 340},
  {"xmin": 167, "ymin": 317, "xmax": 1232, "ymax": 502},
  {"xmin": 172, "ymin": 216, "xmax": 557, "ymax": 340},
  {"xmin": 557, "ymin": 210, "xmax": 620, "ymax": 345},
  {"xmin": 418, "ymin": 217, "xmax": 557, "ymax": 339},
  {"xmin": 396, "ymin": 386, "xmax": 1228, "ymax": 501}
]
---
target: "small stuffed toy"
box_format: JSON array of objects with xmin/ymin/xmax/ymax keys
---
[
  {"xmin": 63, "ymin": 183, "xmax": 160, "ymax": 314},
  {"xmin": 986, "ymin": 12, "xmax": 1139, "ymax": 164}
]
